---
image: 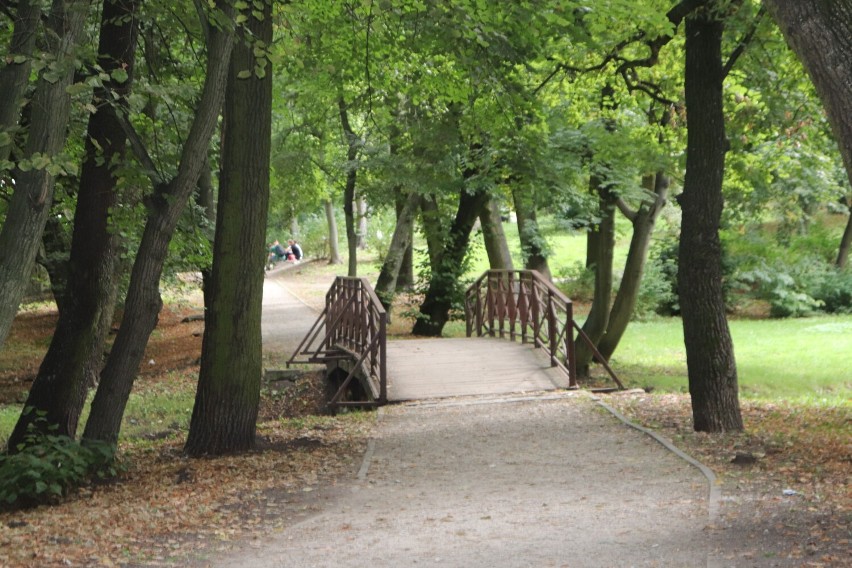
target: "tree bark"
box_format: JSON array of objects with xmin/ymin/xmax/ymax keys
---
[
  {"xmin": 39, "ymin": 212, "xmax": 72, "ymax": 314},
  {"xmin": 324, "ymin": 199, "xmax": 342, "ymax": 264},
  {"xmin": 185, "ymin": 0, "xmax": 272, "ymax": 456},
  {"xmin": 574, "ymin": 180, "xmax": 616, "ymax": 376},
  {"xmin": 7, "ymin": 0, "xmax": 138, "ymax": 449},
  {"xmin": 83, "ymin": 3, "xmax": 235, "ymax": 445},
  {"xmin": 394, "ymin": 190, "xmax": 415, "ymax": 289},
  {"xmin": 0, "ymin": 0, "xmax": 91, "ymax": 352},
  {"xmin": 419, "ymin": 194, "xmax": 444, "ymax": 271},
  {"xmin": 679, "ymin": 5, "xmax": 743, "ymax": 433},
  {"xmin": 413, "ymin": 185, "xmax": 488, "ymax": 337},
  {"xmin": 479, "ymin": 196, "xmax": 513, "ymax": 270},
  {"xmin": 598, "ymin": 173, "xmax": 669, "ymax": 360},
  {"xmin": 338, "ymin": 97, "xmax": 359, "ymax": 276},
  {"xmin": 0, "ymin": 0, "xmax": 41, "ymax": 164},
  {"xmin": 375, "ymin": 191, "xmax": 420, "ymax": 312},
  {"xmin": 511, "ymin": 186, "xmax": 550, "ymax": 280},
  {"xmin": 357, "ymin": 195, "xmax": 368, "ymax": 249}
]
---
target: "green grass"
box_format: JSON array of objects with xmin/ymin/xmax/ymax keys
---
[
  {"xmin": 612, "ymin": 315, "xmax": 852, "ymax": 403},
  {"xmin": 0, "ymin": 371, "xmax": 198, "ymax": 448}
]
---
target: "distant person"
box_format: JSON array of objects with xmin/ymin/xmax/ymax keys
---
[
  {"xmin": 288, "ymin": 239, "xmax": 303, "ymax": 261},
  {"xmin": 267, "ymin": 240, "xmax": 287, "ymax": 269}
]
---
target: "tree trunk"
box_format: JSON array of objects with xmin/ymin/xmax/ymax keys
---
[
  {"xmin": 419, "ymin": 194, "xmax": 444, "ymax": 271},
  {"xmin": 0, "ymin": 0, "xmax": 91, "ymax": 352},
  {"xmin": 39, "ymin": 212, "xmax": 72, "ymax": 314},
  {"xmin": 323, "ymin": 199, "xmax": 342, "ymax": 263},
  {"xmin": 394, "ymin": 190, "xmax": 415, "ymax": 289},
  {"xmin": 7, "ymin": 0, "xmax": 138, "ymax": 449},
  {"xmin": 511, "ymin": 186, "xmax": 550, "ymax": 279},
  {"xmin": 375, "ymin": 191, "xmax": 420, "ymax": 312},
  {"xmin": 338, "ymin": 97, "xmax": 359, "ymax": 276},
  {"xmin": 185, "ymin": 0, "xmax": 272, "ymax": 456},
  {"xmin": 412, "ymin": 185, "xmax": 488, "ymax": 337},
  {"xmin": 679, "ymin": 6, "xmax": 743, "ymax": 433},
  {"xmin": 574, "ymin": 180, "xmax": 616, "ymax": 376},
  {"xmin": 598, "ymin": 173, "xmax": 669, "ymax": 360},
  {"xmin": 83, "ymin": 5, "xmax": 235, "ymax": 445},
  {"xmin": 479, "ymin": 196, "xmax": 513, "ymax": 270},
  {"xmin": 0, "ymin": 0, "xmax": 41, "ymax": 163},
  {"xmin": 397, "ymin": 240, "xmax": 414, "ymax": 290},
  {"xmin": 357, "ymin": 195, "xmax": 368, "ymax": 249}
]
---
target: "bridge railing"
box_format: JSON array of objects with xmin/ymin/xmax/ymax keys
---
[
  {"xmin": 287, "ymin": 276, "xmax": 387, "ymax": 407},
  {"xmin": 464, "ymin": 269, "xmax": 624, "ymax": 390}
]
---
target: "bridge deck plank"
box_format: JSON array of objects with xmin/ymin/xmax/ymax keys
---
[{"xmin": 385, "ymin": 337, "xmax": 565, "ymax": 401}]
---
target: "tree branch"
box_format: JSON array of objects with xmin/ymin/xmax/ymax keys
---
[
  {"xmin": 115, "ymin": 111, "xmax": 165, "ymax": 186},
  {"xmin": 722, "ymin": 6, "xmax": 766, "ymax": 77},
  {"xmin": 616, "ymin": 197, "xmax": 638, "ymax": 222}
]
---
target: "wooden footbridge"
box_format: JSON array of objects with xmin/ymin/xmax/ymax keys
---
[{"xmin": 287, "ymin": 270, "xmax": 623, "ymax": 410}]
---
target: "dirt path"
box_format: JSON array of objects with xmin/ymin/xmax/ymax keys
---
[{"xmin": 210, "ymin": 393, "xmax": 713, "ymax": 567}]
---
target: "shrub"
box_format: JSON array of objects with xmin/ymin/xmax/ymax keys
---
[
  {"xmin": 634, "ymin": 255, "xmax": 678, "ymax": 319},
  {"xmin": 802, "ymin": 265, "xmax": 852, "ymax": 314},
  {"xmin": 555, "ymin": 261, "xmax": 596, "ymax": 302},
  {"xmin": 0, "ymin": 415, "xmax": 121, "ymax": 509},
  {"xmin": 737, "ymin": 262, "xmax": 823, "ymax": 318}
]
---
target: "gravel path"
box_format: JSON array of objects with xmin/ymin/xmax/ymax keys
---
[
  {"xmin": 241, "ymin": 272, "xmax": 716, "ymax": 567},
  {"xmin": 215, "ymin": 394, "xmax": 712, "ymax": 567}
]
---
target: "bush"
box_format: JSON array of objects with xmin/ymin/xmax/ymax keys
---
[
  {"xmin": 635, "ymin": 255, "xmax": 678, "ymax": 319},
  {"xmin": 802, "ymin": 265, "xmax": 852, "ymax": 314},
  {"xmin": 0, "ymin": 415, "xmax": 120, "ymax": 509},
  {"xmin": 555, "ymin": 261, "xmax": 596, "ymax": 302}
]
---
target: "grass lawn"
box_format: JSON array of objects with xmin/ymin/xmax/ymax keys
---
[{"xmin": 612, "ymin": 314, "xmax": 852, "ymax": 404}]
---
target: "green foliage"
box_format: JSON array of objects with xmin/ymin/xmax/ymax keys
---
[
  {"xmin": 634, "ymin": 254, "xmax": 678, "ymax": 320},
  {"xmin": 0, "ymin": 414, "xmax": 120, "ymax": 509}
]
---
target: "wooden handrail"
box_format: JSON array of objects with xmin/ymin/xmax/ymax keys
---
[
  {"xmin": 465, "ymin": 270, "xmax": 624, "ymax": 390},
  {"xmin": 287, "ymin": 277, "xmax": 387, "ymax": 406}
]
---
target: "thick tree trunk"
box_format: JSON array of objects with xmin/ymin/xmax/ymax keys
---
[
  {"xmin": 83, "ymin": 5, "xmax": 235, "ymax": 444},
  {"xmin": 479, "ymin": 196, "xmax": 513, "ymax": 270},
  {"xmin": 0, "ymin": 0, "xmax": 91, "ymax": 352},
  {"xmin": 375, "ymin": 192, "xmax": 420, "ymax": 312},
  {"xmin": 185, "ymin": 0, "xmax": 272, "ymax": 456},
  {"xmin": 598, "ymin": 173, "xmax": 669, "ymax": 360},
  {"xmin": 338, "ymin": 97, "xmax": 359, "ymax": 276},
  {"xmin": 0, "ymin": 0, "xmax": 41, "ymax": 163},
  {"xmin": 511, "ymin": 186, "xmax": 550, "ymax": 280},
  {"xmin": 679, "ymin": 7, "xmax": 743, "ymax": 433},
  {"xmin": 574, "ymin": 182, "xmax": 616, "ymax": 376},
  {"xmin": 324, "ymin": 199, "xmax": 342, "ymax": 264},
  {"xmin": 7, "ymin": 0, "xmax": 138, "ymax": 449},
  {"xmin": 412, "ymin": 186, "xmax": 488, "ymax": 337}
]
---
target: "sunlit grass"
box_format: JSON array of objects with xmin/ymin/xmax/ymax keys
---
[{"xmin": 612, "ymin": 315, "xmax": 852, "ymax": 402}]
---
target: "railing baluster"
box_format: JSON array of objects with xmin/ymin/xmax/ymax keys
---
[{"xmin": 464, "ymin": 269, "xmax": 622, "ymax": 391}]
